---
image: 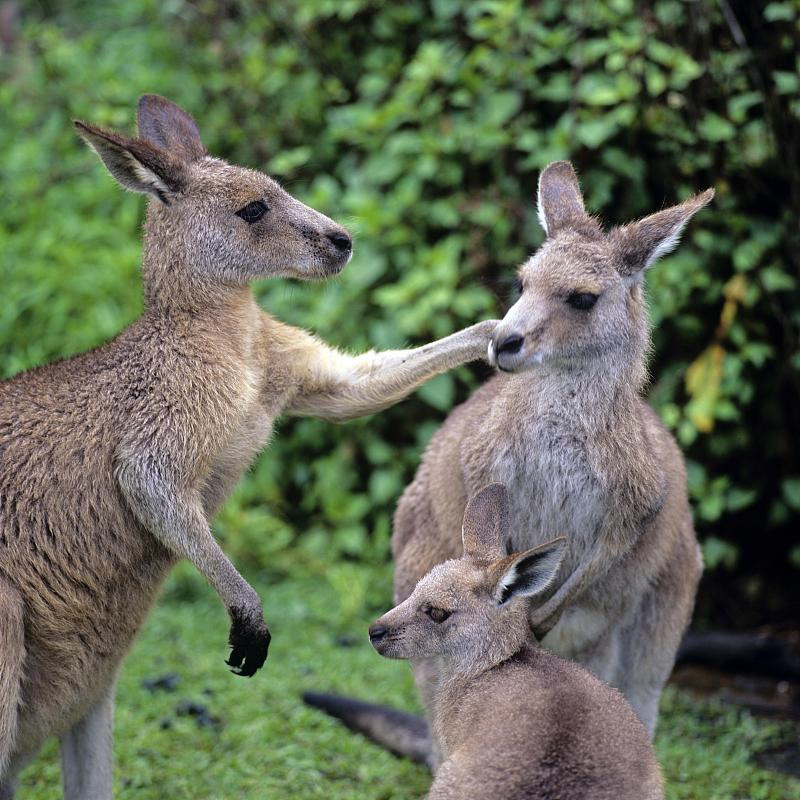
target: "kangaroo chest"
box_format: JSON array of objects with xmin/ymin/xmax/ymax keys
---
[
  {"xmin": 463, "ymin": 393, "xmax": 611, "ymax": 566},
  {"xmin": 493, "ymin": 429, "xmax": 603, "ymax": 558},
  {"xmin": 201, "ymin": 361, "xmax": 293, "ymax": 515}
]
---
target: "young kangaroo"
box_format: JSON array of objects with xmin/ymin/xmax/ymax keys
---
[
  {"xmin": 371, "ymin": 484, "xmax": 663, "ymax": 800},
  {"xmin": 307, "ymin": 163, "xmax": 711, "ymax": 762},
  {"xmin": 0, "ymin": 95, "xmax": 496, "ymax": 798}
]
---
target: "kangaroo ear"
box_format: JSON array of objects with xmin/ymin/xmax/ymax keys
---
[
  {"xmin": 491, "ymin": 537, "xmax": 566, "ymax": 605},
  {"xmin": 137, "ymin": 94, "xmax": 206, "ymax": 163},
  {"xmin": 462, "ymin": 483, "xmax": 509, "ymax": 560},
  {"xmin": 537, "ymin": 161, "xmax": 589, "ymax": 237},
  {"xmin": 74, "ymin": 120, "xmax": 185, "ymax": 203},
  {"xmin": 610, "ymin": 189, "xmax": 714, "ymax": 278}
]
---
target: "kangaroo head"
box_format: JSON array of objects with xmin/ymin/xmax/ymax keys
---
[
  {"xmin": 488, "ymin": 161, "xmax": 713, "ymax": 374},
  {"xmin": 370, "ymin": 484, "xmax": 565, "ymax": 670},
  {"xmin": 75, "ymin": 95, "xmax": 352, "ymax": 305}
]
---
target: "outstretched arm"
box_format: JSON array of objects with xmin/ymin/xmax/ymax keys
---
[
  {"xmin": 114, "ymin": 454, "xmax": 269, "ymax": 677},
  {"xmin": 287, "ymin": 320, "xmax": 497, "ymax": 422}
]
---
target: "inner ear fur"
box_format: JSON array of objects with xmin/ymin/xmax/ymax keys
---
[
  {"xmin": 461, "ymin": 483, "xmax": 509, "ymax": 561},
  {"xmin": 490, "ymin": 537, "xmax": 567, "ymax": 604},
  {"xmin": 610, "ymin": 188, "xmax": 715, "ymax": 277},
  {"xmin": 74, "ymin": 120, "xmax": 186, "ymax": 201},
  {"xmin": 537, "ymin": 161, "xmax": 592, "ymax": 237}
]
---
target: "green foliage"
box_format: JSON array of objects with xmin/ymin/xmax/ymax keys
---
[
  {"xmin": 1, "ymin": 1, "xmax": 798, "ymax": 606},
  {"xmin": 17, "ymin": 571, "xmax": 800, "ymax": 798}
]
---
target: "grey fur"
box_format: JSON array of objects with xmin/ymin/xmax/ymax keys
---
[
  {"xmin": 0, "ymin": 95, "xmax": 497, "ymax": 795},
  {"xmin": 392, "ymin": 162, "xmax": 712, "ymax": 746},
  {"xmin": 373, "ymin": 484, "xmax": 663, "ymax": 799}
]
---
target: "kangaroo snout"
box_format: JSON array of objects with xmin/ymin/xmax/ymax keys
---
[
  {"xmin": 320, "ymin": 225, "xmax": 353, "ymax": 274},
  {"xmin": 368, "ymin": 622, "xmax": 389, "ymax": 649},
  {"xmin": 326, "ymin": 230, "xmax": 352, "ymax": 253},
  {"xmin": 489, "ymin": 329, "xmax": 530, "ymax": 372},
  {"xmin": 496, "ymin": 332, "xmax": 524, "ymax": 356}
]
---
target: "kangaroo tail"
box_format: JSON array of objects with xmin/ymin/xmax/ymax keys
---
[{"xmin": 302, "ymin": 692, "xmax": 433, "ymax": 767}]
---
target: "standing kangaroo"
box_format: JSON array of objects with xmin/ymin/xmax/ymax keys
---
[
  {"xmin": 306, "ymin": 162, "xmax": 711, "ymax": 762},
  {"xmin": 353, "ymin": 484, "xmax": 662, "ymax": 799},
  {"xmin": 0, "ymin": 95, "xmax": 496, "ymax": 798}
]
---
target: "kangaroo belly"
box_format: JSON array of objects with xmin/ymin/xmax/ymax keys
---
[{"xmin": 1, "ymin": 483, "xmax": 175, "ymax": 751}]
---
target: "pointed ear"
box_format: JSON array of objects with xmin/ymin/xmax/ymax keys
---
[
  {"xmin": 462, "ymin": 483, "xmax": 509, "ymax": 561},
  {"xmin": 610, "ymin": 189, "xmax": 714, "ymax": 278},
  {"xmin": 491, "ymin": 537, "xmax": 566, "ymax": 605},
  {"xmin": 137, "ymin": 94, "xmax": 206, "ymax": 163},
  {"xmin": 74, "ymin": 120, "xmax": 185, "ymax": 203},
  {"xmin": 537, "ymin": 161, "xmax": 589, "ymax": 237}
]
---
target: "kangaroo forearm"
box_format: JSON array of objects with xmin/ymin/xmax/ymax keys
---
[
  {"xmin": 528, "ymin": 532, "xmax": 628, "ymax": 634},
  {"xmin": 292, "ymin": 320, "xmax": 497, "ymax": 422},
  {"xmin": 115, "ymin": 460, "xmax": 258, "ymax": 614}
]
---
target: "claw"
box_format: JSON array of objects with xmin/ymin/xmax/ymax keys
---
[{"xmin": 226, "ymin": 607, "xmax": 271, "ymax": 677}]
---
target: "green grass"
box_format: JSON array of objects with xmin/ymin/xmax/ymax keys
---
[{"xmin": 18, "ymin": 565, "xmax": 800, "ymax": 799}]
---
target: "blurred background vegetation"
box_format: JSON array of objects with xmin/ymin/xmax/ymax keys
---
[{"xmin": 1, "ymin": 0, "xmax": 798, "ymax": 627}]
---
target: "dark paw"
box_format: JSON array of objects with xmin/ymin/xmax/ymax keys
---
[{"xmin": 226, "ymin": 607, "xmax": 270, "ymax": 677}]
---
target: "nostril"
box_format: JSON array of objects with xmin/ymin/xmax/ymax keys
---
[
  {"xmin": 497, "ymin": 334, "xmax": 524, "ymax": 356},
  {"xmin": 368, "ymin": 624, "xmax": 388, "ymax": 644},
  {"xmin": 326, "ymin": 231, "xmax": 352, "ymax": 252}
]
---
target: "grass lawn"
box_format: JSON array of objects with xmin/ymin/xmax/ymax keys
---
[{"xmin": 18, "ymin": 565, "xmax": 800, "ymax": 799}]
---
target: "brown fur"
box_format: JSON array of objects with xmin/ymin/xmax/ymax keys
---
[
  {"xmin": 0, "ymin": 96, "xmax": 497, "ymax": 797},
  {"xmin": 393, "ymin": 162, "xmax": 712, "ymax": 747},
  {"xmin": 373, "ymin": 484, "xmax": 663, "ymax": 800}
]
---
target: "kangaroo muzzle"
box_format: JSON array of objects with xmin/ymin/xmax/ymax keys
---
[{"xmin": 489, "ymin": 329, "xmax": 528, "ymax": 372}]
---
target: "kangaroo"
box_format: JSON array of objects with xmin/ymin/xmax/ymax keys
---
[
  {"xmin": 324, "ymin": 484, "xmax": 663, "ymax": 799},
  {"xmin": 305, "ymin": 162, "xmax": 711, "ymax": 763},
  {"xmin": 0, "ymin": 95, "xmax": 497, "ymax": 798}
]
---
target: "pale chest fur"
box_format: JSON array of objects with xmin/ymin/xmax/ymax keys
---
[
  {"xmin": 201, "ymin": 324, "xmax": 296, "ymax": 515},
  {"xmin": 463, "ymin": 388, "xmax": 606, "ymax": 571},
  {"xmin": 457, "ymin": 374, "xmax": 661, "ymax": 576},
  {"xmin": 202, "ymin": 381, "xmax": 276, "ymax": 514}
]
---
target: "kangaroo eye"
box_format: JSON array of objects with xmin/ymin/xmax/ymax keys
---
[
  {"xmin": 236, "ymin": 200, "xmax": 268, "ymax": 224},
  {"xmin": 513, "ymin": 277, "xmax": 524, "ymax": 296},
  {"xmin": 424, "ymin": 605, "xmax": 452, "ymax": 624},
  {"xmin": 566, "ymin": 291, "xmax": 598, "ymax": 311}
]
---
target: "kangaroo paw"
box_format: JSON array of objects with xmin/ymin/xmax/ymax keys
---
[{"xmin": 226, "ymin": 608, "xmax": 270, "ymax": 677}]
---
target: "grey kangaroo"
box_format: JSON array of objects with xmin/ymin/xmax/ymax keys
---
[
  {"xmin": 306, "ymin": 162, "xmax": 712, "ymax": 763},
  {"xmin": 370, "ymin": 484, "xmax": 662, "ymax": 799},
  {"xmin": 0, "ymin": 95, "xmax": 497, "ymax": 798}
]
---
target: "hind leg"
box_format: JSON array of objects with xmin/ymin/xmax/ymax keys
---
[
  {"xmin": 614, "ymin": 563, "xmax": 699, "ymax": 738},
  {"xmin": 0, "ymin": 579, "xmax": 25, "ymax": 784},
  {"xmin": 60, "ymin": 679, "xmax": 116, "ymax": 800}
]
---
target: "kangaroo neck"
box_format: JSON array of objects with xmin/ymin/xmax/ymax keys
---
[
  {"xmin": 507, "ymin": 351, "xmax": 644, "ymax": 426},
  {"xmin": 140, "ymin": 208, "xmax": 248, "ymax": 314},
  {"xmin": 433, "ymin": 644, "xmax": 534, "ymax": 756}
]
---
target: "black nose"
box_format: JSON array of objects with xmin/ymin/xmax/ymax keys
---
[
  {"xmin": 326, "ymin": 231, "xmax": 352, "ymax": 253},
  {"xmin": 368, "ymin": 623, "xmax": 388, "ymax": 645},
  {"xmin": 497, "ymin": 334, "xmax": 524, "ymax": 355}
]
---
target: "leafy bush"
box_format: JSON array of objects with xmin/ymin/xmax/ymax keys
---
[{"xmin": 1, "ymin": 0, "xmax": 798, "ymax": 620}]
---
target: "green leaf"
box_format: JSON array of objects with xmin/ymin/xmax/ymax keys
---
[
  {"xmin": 417, "ymin": 373, "xmax": 455, "ymax": 411},
  {"xmin": 782, "ymin": 478, "xmax": 800, "ymax": 510},
  {"xmin": 702, "ymin": 536, "xmax": 739, "ymax": 570},
  {"xmin": 764, "ymin": 2, "xmax": 796, "ymax": 22},
  {"xmin": 773, "ymin": 71, "xmax": 800, "ymax": 95},
  {"xmin": 698, "ymin": 113, "xmax": 736, "ymax": 142}
]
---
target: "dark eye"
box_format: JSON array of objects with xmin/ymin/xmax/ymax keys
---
[
  {"xmin": 423, "ymin": 605, "xmax": 452, "ymax": 624},
  {"xmin": 236, "ymin": 200, "xmax": 268, "ymax": 224},
  {"xmin": 566, "ymin": 292, "xmax": 598, "ymax": 311},
  {"xmin": 513, "ymin": 277, "xmax": 524, "ymax": 296}
]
